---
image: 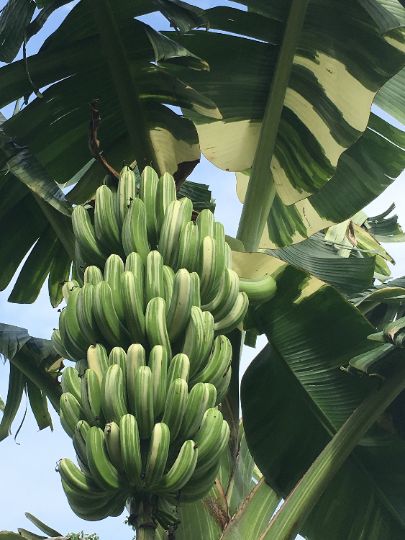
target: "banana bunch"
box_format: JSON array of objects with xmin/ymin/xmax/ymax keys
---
[
  {"xmin": 54, "ymin": 257, "xmax": 234, "ymax": 399},
  {"xmin": 55, "ymin": 165, "xmax": 277, "ymax": 531},
  {"xmin": 71, "ymin": 165, "xmax": 253, "ymax": 300},
  {"xmin": 58, "ymin": 344, "xmax": 229, "ymax": 526}
]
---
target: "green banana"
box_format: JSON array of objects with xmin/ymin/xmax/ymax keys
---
[
  {"xmin": 101, "ymin": 364, "xmax": 128, "ymax": 424},
  {"xmin": 108, "ymin": 347, "xmax": 127, "ymax": 383},
  {"xmin": 215, "ymin": 364, "xmax": 232, "ymax": 405},
  {"xmin": 224, "ymin": 242, "xmax": 232, "ymax": 268},
  {"xmin": 94, "ymin": 185, "xmax": 122, "ymax": 254},
  {"xmin": 119, "ymin": 413, "xmax": 142, "ymax": 487},
  {"xmin": 73, "ymin": 419, "xmax": 91, "ymax": 473},
  {"xmin": 145, "ymin": 297, "xmax": 171, "ymax": 357},
  {"xmin": 177, "ymin": 221, "xmax": 200, "ymax": 272},
  {"xmin": 182, "ymin": 306, "xmax": 211, "ymax": 376},
  {"xmin": 200, "ymin": 311, "xmax": 215, "ymax": 370},
  {"xmin": 83, "ymin": 265, "xmax": 103, "ymax": 286},
  {"xmin": 162, "ymin": 378, "xmax": 188, "ymax": 441},
  {"xmin": 203, "ymin": 268, "xmax": 239, "ymax": 318},
  {"xmin": 63, "ymin": 483, "xmax": 126, "ymax": 521},
  {"xmin": 156, "ymin": 439, "xmax": 198, "ymax": 493},
  {"xmin": 145, "ymin": 250, "xmax": 165, "ymax": 303},
  {"xmin": 148, "ymin": 345, "xmax": 168, "ymax": 418},
  {"xmin": 192, "ymin": 335, "xmax": 232, "ymax": 388},
  {"xmin": 239, "ymin": 274, "xmax": 277, "ymax": 303},
  {"xmin": 167, "ymin": 268, "xmax": 192, "ymax": 341},
  {"xmin": 72, "ymin": 205, "xmax": 106, "ymax": 266},
  {"xmin": 125, "ymin": 251, "xmax": 145, "ymax": 288},
  {"xmin": 196, "ymin": 209, "xmax": 214, "ymax": 240},
  {"xmin": 51, "ymin": 328, "xmax": 72, "ymax": 361},
  {"xmin": 156, "ymin": 172, "xmax": 177, "ymax": 231},
  {"xmin": 104, "ymin": 254, "xmax": 125, "ymax": 320},
  {"xmin": 116, "ymin": 165, "xmax": 137, "ymax": 228},
  {"xmin": 144, "ymin": 422, "xmax": 170, "ymax": 488},
  {"xmin": 199, "ymin": 236, "xmax": 225, "ymax": 304},
  {"xmin": 213, "ymin": 291, "xmax": 249, "ymax": 334},
  {"xmin": 81, "ymin": 368, "xmax": 103, "ymax": 426},
  {"xmin": 93, "ymin": 281, "xmax": 129, "ymax": 347},
  {"xmin": 58, "ymin": 457, "xmax": 99, "ymax": 494},
  {"xmin": 86, "ymin": 425, "xmax": 122, "ymax": 490},
  {"xmin": 61, "ymin": 366, "xmax": 81, "ymax": 402},
  {"xmin": 62, "ymin": 280, "xmax": 79, "ymax": 302},
  {"xmin": 162, "ymin": 265, "xmax": 175, "ymax": 309},
  {"xmin": 179, "ymin": 382, "xmax": 217, "ymax": 440},
  {"xmin": 178, "ymin": 462, "xmax": 219, "ymax": 503},
  {"xmin": 76, "ymin": 284, "xmax": 102, "ymax": 346},
  {"xmin": 193, "ymin": 408, "xmax": 224, "ymax": 466},
  {"xmin": 214, "ymin": 221, "xmax": 225, "ymax": 246},
  {"xmin": 121, "ymin": 270, "xmax": 146, "ymax": 344},
  {"xmin": 58, "ymin": 308, "xmax": 80, "ymax": 361},
  {"xmin": 126, "ymin": 343, "xmax": 146, "ymax": 415},
  {"xmin": 63, "ymin": 287, "xmax": 88, "ymax": 359},
  {"xmin": 87, "ymin": 344, "xmax": 109, "ymax": 385},
  {"xmin": 159, "ymin": 198, "xmax": 193, "ymax": 267},
  {"xmin": 167, "ymin": 353, "xmax": 190, "ymax": 386},
  {"xmin": 104, "ymin": 421, "xmax": 123, "ymax": 472},
  {"xmin": 190, "ymin": 271, "xmax": 201, "ymax": 308},
  {"xmin": 60, "ymin": 392, "xmax": 83, "ymax": 438},
  {"xmin": 122, "ymin": 198, "xmax": 150, "ymax": 262},
  {"xmin": 194, "ymin": 420, "xmax": 230, "ymax": 476},
  {"xmin": 140, "ymin": 165, "xmax": 159, "ymax": 243},
  {"xmin": 134, "ymin": 365, "xmax": 154, "ymax": 438}
]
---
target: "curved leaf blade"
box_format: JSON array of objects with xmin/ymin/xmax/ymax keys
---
[
  {"xmin": 221, "ymin": 479, "xmax": 279, "ymax": 540},
  {"xmin": 241, "ymin": 266, "xmax": 405, "ymax": 538}
]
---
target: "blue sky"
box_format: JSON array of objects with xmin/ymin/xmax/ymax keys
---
[{"xmin": 0, "ymin": 1, "xmax": 404, "ymax": 538}]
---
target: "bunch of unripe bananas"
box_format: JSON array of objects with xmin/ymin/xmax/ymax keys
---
[{"xmin": 54, "ymin": 166, "xmax": 276, "ymax": 529}]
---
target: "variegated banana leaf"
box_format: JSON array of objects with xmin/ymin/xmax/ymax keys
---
[
  {"xmin": 173, "ymin": 2, "xmax": 405, "ymax": 247},
  {"xmin": 0, "ymin": 1, "xmax": 220, "ymax": 304}
]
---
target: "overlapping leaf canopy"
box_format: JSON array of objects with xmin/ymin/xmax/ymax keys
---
[
  {"xmin": 173, "ymin": 1, "xmax": 405, "ymax": 246},
  {"xmin": 0, "ymin": 0, "xmax": 220, "ymax": 303},
  {"xmin": 0, "ymin": 323, "xmax": 62, "ymax": 440},
  {"xmin": 242, "ymin": 265, "xmax": 405, "ymax": 539},
  {"xmin": 0, "ymin": 1, "xmax": 404, "ymax": 536}
]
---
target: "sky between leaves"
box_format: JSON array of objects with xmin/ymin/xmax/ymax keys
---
[{"xmin": 0, "ymin": 1, "xmax": 404, "ymax": 538}]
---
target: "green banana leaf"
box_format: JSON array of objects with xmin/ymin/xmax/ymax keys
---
[
  {"xmin": 0, "ymin": 0, "xmax": 36, "ymax": 62},
  {"xmin": 0, "ymin": 112, "xmax": 74, "ymax": 304},
  {"xmin": 0, "ymin": 0, "xmax": 206, "ymax": 64},
  {"xmin": 268, "ymin": 232, "xmax": 375, "ymax": 295},
  {"xmin": 375, "ymin": 66, "xmax": 405, "ymax": 124},
  {"xmin": 221, "ymin": 479, "xmax": 280, "ymax": 540},
  {"xmin": 0, "ymin": 1, "xmax": 222, "ymax": 305},
  {"xmin": 173, "ymin": 2, "xmax": 405, "ymax": 246},
  {"xmin": 241, "ymin": 265, "xmax": 405, "ymax": 539},
  {"xmin": 256, "ymin": 113, "xmax": 405, "ymax": 247},
  {"xmin": 0, "ymin": 323, "xmax": 62, "ymax": 441},
  {"xmin": 366, "ymin": 204, "xmax": 405, "ymax": 243},
  {"xmin": 0, "ymin": 1, "xmax": 219, "ymax": 185},
  {"xmin": 349, "ymin": 276, "xmax": 405, "ymax": 332},
  {"xmin": 175, "ymin": 422, "xmax": 279, "ymax": 539},
  {"xmin": 176, "ymin": 494, "xmax": 223, "ymax": 540},
  {"xmin": 24, "ymin": 513, "xmax": 61, "ymax": 538}
]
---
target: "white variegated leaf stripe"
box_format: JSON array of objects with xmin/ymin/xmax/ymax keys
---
[
  {"xmin": 236, "ymin": 114, "xmax": 405, "ymax": 248},
  {"xmin": 179, "ymin": 0, "xmax": 404, "ymax": 205}
]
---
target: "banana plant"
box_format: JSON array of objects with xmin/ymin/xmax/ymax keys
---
[{"xmin": 0, "ymin": 1, "xmax": 405, "ymax": 539}]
